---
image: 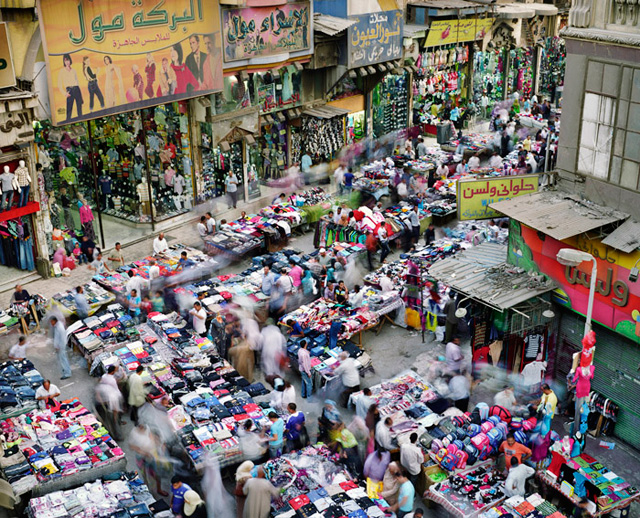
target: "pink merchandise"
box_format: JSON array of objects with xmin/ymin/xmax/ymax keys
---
[
  {"xmin": 580, "ymin": 330, "xmax": 596, "ymax": 367},
  {"xmin": 573, "ymin": 365, "xmax": 594, "ymax": 399},
  {"xmin": 79, "ymin": 204, "xmax": 94, "ymax": 224}
]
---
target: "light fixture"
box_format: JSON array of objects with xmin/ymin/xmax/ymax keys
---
[
  {"xmin": 543, "ymin": 309, "xmax": 555, "ymax": 318},
  {"xmin": 555, "ymin": 248, "xmax": 594, "ymax": 267},
  {"xmin": 629, "ymin": 258, "xmax": 640, "ymax": 282},
  {"xmin": 455, "ymin": 307, "xmax": 467, "ymax": 318}
]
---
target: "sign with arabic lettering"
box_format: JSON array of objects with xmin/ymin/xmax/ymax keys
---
[
  {"xmin": 36, "ymin": 0, "xmax": 223, "ymax": 126},
  {"xmin": 425, "ymin": 18, "xmax": 492, "ymax": 47},
  {"xmin": 0, "ymin": 110, "xmax": 34, "ymax": 147},
  {"xmin": 0, "ymin": 23, "xmax": 16, "ymax": 89},
  {"xmin": 457, "ymin": 175, "xmax": 539, "ymax": 221},
  {"xmin": 348, "ymin": 10, "xmax": 403, "ymax": 68},
  {"xmin": 221, "ymin": 2, "xmax": 311, "ymax": 63}
]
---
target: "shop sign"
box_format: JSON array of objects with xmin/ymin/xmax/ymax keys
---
[
  {"xmin": 508, "ymin": 221, "xmax": 640, "ymax": 344},
  {"xmin": 348, "ymin": 10, "xmax": 403, "ymax": 68},
  {"xmin": 0, "ymin": 110, "xmax": 34, "ymax": 147},
  {"xmin": 221, "ymin": 2, "xmax": 312, "ymax": 63},
  {"xmin": 37, "ymin": 0, "xmax": 224, "ymax": 126},
  {"xmin": 425, "ymin": 18, "xmax": 492, "ymax": 47},
  {"xmin": 0, "ymin": 23, "xmax": 16, "ymax": 89},
  {"xmin": 457, "ymin": 175, "xmax": 538, "ymax": 221}
]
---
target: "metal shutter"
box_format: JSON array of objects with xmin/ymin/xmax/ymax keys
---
[{"xmin": 557, "ymin": 311, "xmax": 640, "ymax": 446}]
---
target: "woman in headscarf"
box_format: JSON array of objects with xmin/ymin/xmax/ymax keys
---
[
  {"xmin": 334, "ymin": 422, "xmax": 363, "ymax": 476},
  {"xmin": 301, "ymin": 270, "xmax": 316, "ymax": 301},
  {"xmin": 235, "ymin": 461, "xmax": 254, "ymax": 518},
  {"xmin": 318, "ymin": 399, "xmax": 342, "ymax": 442},
  {"xmin": 228, "ymin": 332, "xmax": 255, "ymax": 382},
  {"xmin": 380, "ymin": 461, "xmax": 401, "ymax": 506},
  {"xmin": 365, "ymin": 404, "xmax": 381, "ymax": 455},
  {"xmin": 183, "ymin": 490, "xmax": 207, "ymax": 518}
]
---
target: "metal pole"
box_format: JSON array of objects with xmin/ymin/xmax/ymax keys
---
[
  {"xmin": 584, "ymin": 258, "xmax": 597, "ymax": 336},
  {"xmin": 140, "ymin": 109, "xmax": 155, "ymax": 232},
  {"xmin": 421, "ymin": 262, "xmax": 425, "ymax": 344},
  {"xmin": 544, "ymin": 129, "xmax": 552, "ymax": 172},
  {"xmin": 86, "ymin": 121, "xmax": 105, "ymax": 250}
]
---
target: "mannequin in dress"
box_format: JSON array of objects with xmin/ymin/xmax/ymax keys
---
[
  {"xmin": 137, "ymin": 177, "xmax": 152, "ymax": 216},
  {"xmin": 15, "ymin": 160, "xmax": 31, "ymax": 208},
  {"xmin": 0, "ymin": 165, "xmax": 20, "ymax": 212}
]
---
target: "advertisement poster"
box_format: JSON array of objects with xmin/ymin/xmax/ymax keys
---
[
  {"xmin": 508, "ymin": 220, "xmax": 640, "ymax": 344},
  {"xmin": 222, "ymin": 2, "xmax": 311, "ymax": 63},
  {"xmin": 37, "ymin": 0, "xmax": 223, "ymax": 126},
  {"xmin": 0, "ymin": 23, "xmax": 16, "ymax": 89},
  {"xmin": 457, "ymin": 175, "xmax": 539, "ymax": 220},
  {"xmin": 425, "ymin": 18, "xmax": 492, "ymax": 47},
  {"xmin": 348, "ymin": 10, "xmax": 403, "ymax": 68}
]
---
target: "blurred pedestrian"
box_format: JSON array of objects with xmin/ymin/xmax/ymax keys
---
[{"xmin": 50, "ymin": 316, "xmax": 71, "ymax": 380}]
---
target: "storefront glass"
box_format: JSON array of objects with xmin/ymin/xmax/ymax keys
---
[
  {"xmin": 258, "ymin": 121, "xmax": 288, "ymax": 181},
  {"xmin": 507, "ymin": 47, "xmax": 534, "ymax": 99},
  {"xmin": 372, "ymin": 71, "xmax": 408, "ymax": 138},
  {"xmin": 254, "ymin": 66, "xmax": 303, "ymax": 114},
  {"xmin": 412, "ymin": 44, "xmax": 470, "ymax": 124},
  {"xmin": 330, "ymin": 76, "xmax": 363, "ymax": 102},
  {"xmin": 212, "ymin": 74, "xmax": 253, "ymax": 116},
  {"xmin": 473, "ymin": 48, "xmax": 505, "ymax": 104},
  {"xmin": 539, "ymin": 37, "xmax": 566, "ymax": 103},
  {"xmin": 35, "ymin": 101, "xmax": 194, "ymax": 236},
  {"xmin": 346, "ymin": 112, "xmax": 365, "ymax": 143},
  {"xmin": 199, "ymin": 132, "xmax": 246, "ymax": 204}
]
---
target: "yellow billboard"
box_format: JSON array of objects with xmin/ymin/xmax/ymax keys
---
[
  {"xmin": 425, "ymin": 18, "xmax": 492, "ymax": 47},
  {"xmin": 37, "ymin": 0, "xmax": 223, "ymax": 126},
  {"xmin": 457, "ymin": 175, "xmax": 539, "ymax": 220}
]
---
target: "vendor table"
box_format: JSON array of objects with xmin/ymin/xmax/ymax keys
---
[
  {"xmin": 50, "ymin": 282, "xmax": 115, "ymax": 318},
  {"xmin": 536, "ymin": 469, "xmax": 640, "ymax": 517},
  {"xmin": 426, "ymin": 462, "xmax": 506, "ymax": 518}
]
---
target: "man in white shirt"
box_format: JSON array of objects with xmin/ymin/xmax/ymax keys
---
[
  {"xmin": 153, "ymin": 232, "xmax": 169, "ymax": 255},
  {"xmin": 468, "ymin": 153, "xmax": 481, "ymax": 170},
  {"xmin": 397, "ymin": 179, "xmax": 408, "ymax": 199},
  {"xmin": 189, "ymin": 301, "xmax": 207, "ymax": 336},
  {"xmin": 125, "ymin": 271, "xmax": 149, "ymax": 295},
  {"xmin": 205, "ymin": 212, "xmax": 216, "ymax": 234},
  {"xmin": 455, "ymin": 159, "xmax": 467, "ymax": 176},
  {"xmin": 8, "ymin": 336, "xmax": 28, "ymax": 360},
  {"xmin": 101, "ymin": 365, "xmax": 120, "ymax": 391},
  {"xmin": 355, "ymin": 387, "xmax": 374, "ymax": 420},
  {"xmin": 375, "ymin": 417, "xmax": 394, "ymax": 450},
  {"xmin": 445, "ymin": 338, "xmax": 464, "ymax": 373},
  {"xmin": 148, "ymin": 259, "xmax": 160, "ymax": 280},
  {"xmin": 333, "ymin": 352, "xmax": 360, "ymax": 407},
  {"xmin": 448, "ymin": 372, "xmax": 471, "ymax": 411},
  {"xmin": 225, "ymin": 170, "xmax": 239, "ymax": 209},
  {"xmin": 489, "ymin": 152, "xmax": 503, "ymax": 169},
  {"xmin": 197, "ymin": 216, "xmax": 208, "ymax": 240},
  {"xmin": 333, "ymin": 206, "xmax": 343, "ymax": 224},
  {"xmin": 436, "ymin": 163, "xmax": 449, "ymax": 178},
  {"xmin": 494, "ymin": 385, "xmax": 517, "ymax": 411},
  {"xmin": 36, "ymin": 380, "xmax": 61, "ymax": 409},
  {"xmin": 504, "ymin": 457, "xmax": 535, "ymax": 497},
  {"xmin": 400, "ymin": 432, "xmax": 425, "ymax": 485}
]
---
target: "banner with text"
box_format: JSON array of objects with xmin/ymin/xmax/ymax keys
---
[
  {"xmin": 0, "ymin": 23, "xmax": 16, "ymax": 89},
  {"xmin": 221, "ymin": 2, "xmax": 311, "ymax": 63},
  {"xmin": 457, "ymin": 175, "xmax": 539, "ymax": 220},
  {"xmin": 348, "ymin": 10, "xmax": 403, "ymax": 68},
  {"xmin": 37, "ymin": 0, "xmax": 223, "ymax": 126},
  {"xmin": 425, "ymin": 18, "xmax": 492, "ymax": 47}
]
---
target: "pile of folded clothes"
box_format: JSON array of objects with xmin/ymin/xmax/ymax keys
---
[
  {"xmin": 0, "ymin": 360, "xmax": 43, "ymax": 415},
  {"xmin": 27, "ymin": 473, "xmax": 168, "ymax": 518},
  {"xmin": 0, "ymin": 309, "xmax": 20, "ymax": 335},
  {"xmin": 0, "ymin": 399, "xmax": 125, "ymax": 495},
  {"xmin": 52, "ymin": 282, "xmax": 114, "ymax": 315},
  {"xmin": 266, "ymin": 445, "xmax": 389, "ymax": 517},
  {"xmin": 67, "ymin": 304, "xmax": 138, "ymax": 355},
  {"xmin": 146, "ymin": 311, "xmax": 215, "ymax": 356}
]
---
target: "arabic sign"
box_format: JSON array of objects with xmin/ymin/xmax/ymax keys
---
[
  {"xmin": 348, "ymin": 10, "xmax": 403, "ymax": 68},
  {"xmin": 0, "ymin": 23, "xmax": 16, "ymax": 89},
  {"xmin": 221, "ymin": 2, "xmax": 311, "ymax": 63},
  {"xmin": 508, "ymin": 220, "xmax": 640, "ymax": 344},
  {"xmin": 425, "ymin": 18, "xmax": 492, "ymax": 47},
  {"xmin": 457, "ymin": 175, "xmax": 539, "ymax": 220},
  {"xmin": 36, "ymin": 0, "xmax": 223, "ymax": 126},
  {"xmin": 0, "ymin": 110, "xmax": 34, "ymax": 147}
]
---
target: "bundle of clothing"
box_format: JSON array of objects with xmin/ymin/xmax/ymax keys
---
[{"xmin": 0, "ymin": 360, "xmax": 44, "ymax": 414}]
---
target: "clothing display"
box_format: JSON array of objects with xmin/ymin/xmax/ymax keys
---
[
  {"xmin": 51, "ymin": 282, "xmax": 115, "ymax": 318},
  {"xmin": 372, "ymin": 72, "xmax": 409, "ymax": 138},
  {"xmin": 0, "ymin": 218, "xmax": 36, "ymax": 271},
  {"xmin": 0, "ymin": 399, "xmax": 126, "ymax": 496},
  {"xmin": 0, "ymin": 360, "xmax": 44, "ymax": 418},
  {"xmin": 27, "ymin": 473, "xmax": 161, "ymax": 518}
]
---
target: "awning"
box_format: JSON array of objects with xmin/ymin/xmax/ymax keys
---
[
  {"xmin": 302, "ymin": 104, "xmax": 349, "ymax": 119},
  {"xmin": 348, "ymin": 60, "xmax": 402, "ymax": 78},
  {"xmin": 314, "ymin": 13, "xmax": 356, "ymax": 37},
  {"xmin": 408, "ymin": 0, "xmax": 490, "ymax": 16},
  {"xmin": 493, "ymin": 3, "xmax": 536, "ymax": 19},
  {"xmin": 531, "ymin": 3, "xmax": 559, "ymax": 16},
  {"xmin": 489, "ymin": 192, "xmax": 628, "ymax": 241},
  {"xmin": 404, "ymin": 23, "xmax": 427, "ymax": 39},
  {"xmin": 428, "ymin": 243, "xmax": 557, "ymax": 312},
  {"xmin": 601, "ymin": 219, "xmax": 640, "ymax": 253}
]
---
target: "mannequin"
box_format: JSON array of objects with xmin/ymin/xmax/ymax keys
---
[
  {"xmin": 573, "ymin": 364, "xmax": 594, "ymax": 421},
  {"xmin": 78, "ymin": 195, "xmax": 96, "ymax": 240},
  {"xmin": 0, "ymin": 165, "xmax": 20, "ymax": 212},
  {"xmin": 173, "ymin": 173, "xmax": 186, "ymax": 195},
  {"xmin": 38, "ymin": 145, "xmax": 53, "ymax": 169},
  {"xmin": 98, "ymin": 171, "xmax": 113, "ymax": 209},
  {"xmin": 137, "ymin": 177, "xmax": 152, "ymax": 215},
  {"xmin": 164, "ymin": 163, "xmax": 176, "ymax": 187}
]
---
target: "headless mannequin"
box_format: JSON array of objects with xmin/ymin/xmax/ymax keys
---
[
  {"xmin": 78, "ymin": 194, "xmax": 96, "ymax": 240},
  {"xmin": 15, "ymin": 160, "xmax": 32, "ymax": 208},
  {"xmin": 0, "ymin": 165, "xmax": 20, "ymax": 212},
  {"xmin": 137, "ymin": 177, "xmax": 152, "ymax": 216}
]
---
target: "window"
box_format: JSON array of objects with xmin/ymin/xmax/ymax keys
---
[{"xmin": 577, "ymin": 93, "xmax": 616, "ymax": 178}]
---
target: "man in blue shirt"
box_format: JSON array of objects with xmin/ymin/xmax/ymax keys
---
[
  {"xmin": 177, "ymin": 251, "xmax": 195, "ymax": 270},
  {"xmin": 268, "ymin": 411, "xmax": 285, "ymax": 458},
  {"xmin": 391, "ymin": 469, "xmax": 416, "ymax": 518},
  {"xmin": 73, "ymin": 286, "xmax": 90, "ymax": 319},
  {"xmin": 171, "ymin": 476, "xmax": 192, "ymax": 516},
  {"xmin": 262, "ymin": 265, "xmax": 278, "ymax": 296},
  {"xmin": 285, "ymin": 403, "xmax": 306, "ymax": 451},
  {"xmin": 343, "ymin": 167, "xmax": 354, "ymax": 194}
]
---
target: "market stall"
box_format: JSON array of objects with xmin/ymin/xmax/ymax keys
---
[
  {"xmin": 0, "ymin": 399, "xmax": 127, "ymax": 497},
  {"xmin": 26, "ymin": 473, "xmax": 166, "ymax": 518},
  {"xmin": 50, "ymin": 282, "xmax": 115, "ymax": 318},
  {"xmin": 481, "ymin": 493, "xmax": 571, "ymax": 518},
  {"xmin": 0, "ymin": 360, "xmax": 44, "ymax": 420}
]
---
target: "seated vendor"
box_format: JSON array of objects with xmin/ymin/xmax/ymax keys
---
[
  {"xmin": 177, "ymin": 251, "xmax": 196, "ymax": 270},
  {"xmin": 287, "ymin": 319, "xmax": 305, "ymax": 339},
  {"xmin": 334, "ymin": 280, "xmax": 349, "ymax": 305},
  {"xmin": 36, "ymin": 380, "xmax": 61, "ymax": 409}
]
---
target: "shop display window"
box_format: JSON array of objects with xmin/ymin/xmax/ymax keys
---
[
  {"xmin": 330, "ymin": 76, "xmax": 363, "ymax": 102},
  {"xmin": 473, "ymin": 48, "xmax": 505, "ymax": 103},
  {"xmin": 199, "ymin": 133, "xmax": 246, "ymax": 204},
  {"xmin": 372, "ymin": 72, "xmax": 408, "ymax": 138},
  {"xmin": 211, "ymin": 74, "xmax": 253, "ymax": 116},
  {"xmin": 346, "ymin": 111, "xmax": 365, "ymax": 144},
  {"xmin": 507, "ymin": 47, "xmax": 534, "ymax": 99},
  {"xmin": 254, "ymin": 65, "xmax": 302, "ymax": 114},
  {"xmin": 539, "ymin": 37, "xmax": 565, "ymax": 102},
  {"xmin": 257, "ymin": 121, "xmax": 288, "ymax": 181},
  {"xmin": 35, "ymin": 101, "xmax": 194, "ymax": 232},
  {"xmin": 301, "ymin": 116, "xmax": 345, "ymax": 161}
]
